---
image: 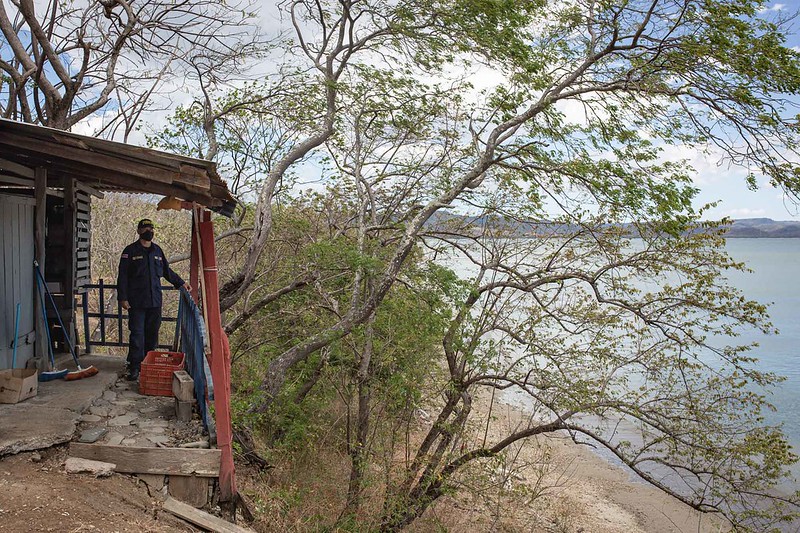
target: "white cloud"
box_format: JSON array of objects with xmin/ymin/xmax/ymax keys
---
[
  {"xmin": 759, "ymin": 3, "xmax": 786, "ymax": 12},
  {"xmin": 725, "ymin": 207, "xmax": 767, "ymax": 218}
]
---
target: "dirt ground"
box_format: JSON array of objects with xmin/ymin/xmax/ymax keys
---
[
  {"xmin": 0, "ymin": 447, "xmax": 194, "ymax": 532},
  {"xmin": 0, "ymin": 390, "xmax": 726, "ymax": 533}
]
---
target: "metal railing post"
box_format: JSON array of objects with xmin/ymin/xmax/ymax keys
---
[
  {"xmin": 82, "ymin": 292, "xmax": 92, "ymax": 354},
  {"xmin": 99, "ymin": 278, "xmax": 106, "ymax": 345}
]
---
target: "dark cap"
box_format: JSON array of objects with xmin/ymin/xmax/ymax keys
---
[{"xmin": 137, "ymin": 218, "xmax": 155, "ymax": 229}]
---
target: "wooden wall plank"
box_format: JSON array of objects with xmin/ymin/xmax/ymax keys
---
[
  {"xmin": 34, "ymin": 168, "xmax": 47, "ymax": 366},
  {"xmin": 69, "ymin": 444, "xmax": 221, "ymax": 477},
  {"xmin": 0, "ymin": 197, "xmax": 8, "ymax": 369},
  {"xmin": 168, "ymin": 475, "xmax": 209, "ymax": 508}
]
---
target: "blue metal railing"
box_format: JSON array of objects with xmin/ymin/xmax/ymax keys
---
[
  {"xmin": 80, "ymin": 281, "xmax": 214, "ymax": 434},
  {"xmin": 177, "ymin": 287, "xmax": 214, "ymax": 434}
]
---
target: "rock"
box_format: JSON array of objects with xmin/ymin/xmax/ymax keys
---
[
  {"xmin": 79, "ymin": 414, "xmax": 102, "ymax": 423},
  {"xmin": 78, "ymin": 427, "xmax": 108, "ymax": 444},
  {"xmin": 178, "ymin": 441, "xmax": 210, "ymax": 449},
  {"xmin": 137, "ymin": 474, "xmax": 165, "ymax": 491},
  {"xmin": 146, "ymin": 435, "xmax": 171, "ymax": 445},
  {"xmin": 29, "ymin": 452, "xmax": 42, "ymax": 463},
  {"xmin": 105, "ymin": 432, "xmax": 124, "ymax": 446},
  {"xmin": 64, "ymin": 457, "xmax": 115, "ymax": 477},
  {"xmin": 108, "ymin": 406, "xmax": 129, "ymax": 417},
  {"xmin": 137, "ymin": 419, "xmax": 169, "ymax": 429},
  {"xmin": 108, "ymin": 414, "xmax": 137, "ymax": 427},
  {"xmin": 138, "ymin": 406, "xmax": 159, "ymax": 414},
  {"xmin": 89, "ymin": 405, "xmax": 110, "ymax": 417},
  {"xmin": 101, "ymin": 391, "xmax": 117, "ymax": 402},
  {"xmin": 120, "ymin": 438, "xmax": 137, "ymax": 446}
]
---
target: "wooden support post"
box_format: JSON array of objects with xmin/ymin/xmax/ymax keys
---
[
  {"xmin": 198, "ymin": 209, "xmax": 237, "ymax": 502},
  {"xmin": 34, "ymin": 167, "xmax": 48, "ymax": 368},
  {"xmin": 63, "ymin": 177, "xmax": 77, "ymax": 351}
]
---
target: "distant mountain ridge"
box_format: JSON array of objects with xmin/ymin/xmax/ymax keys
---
[
  {"xmin": 428, "ymin": 214, "xmax": 800, "ymax": 238},
  {"xmin": 724, "ymin": 218, "xmax": 800, "ymax": 238}
]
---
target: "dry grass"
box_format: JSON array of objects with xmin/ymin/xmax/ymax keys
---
[{"xmin": 234, "ymin": 388, "xmax": 578, "ymax": 533}]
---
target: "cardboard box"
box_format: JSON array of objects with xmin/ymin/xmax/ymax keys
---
[{"xmin": 0, "ymin": 368, "xmax": 38, "ymax": 404}]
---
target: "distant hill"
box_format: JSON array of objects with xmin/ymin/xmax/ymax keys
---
[
  {"xmin": 724, "ymin": 218, "xmax": 800, "ymax": 238},
  {"xmin": 427, "ymin": 213, "xmax": 800, "ymax": 238}
]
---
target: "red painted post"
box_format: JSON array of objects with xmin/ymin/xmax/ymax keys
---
[
  {"xmin": 198, "ymin": 209, "xmax": 237, "ymax": 501},
  {"xmin": 190, "ymin": 209, "xmax": 200, "ymax": 304}
]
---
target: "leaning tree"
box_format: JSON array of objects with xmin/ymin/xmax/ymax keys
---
[{"xmin": 145, "ymin": 0, "xmax": 800, "ymax": 529}]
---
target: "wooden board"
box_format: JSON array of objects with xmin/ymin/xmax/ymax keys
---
[
  {"xmin": 0, "ymin": 157, "xmax": 34, "ymax": 178},
  {"xmin": 168, "ymin": 475, "xmax": 208, "ymax": 507},
  {"xmin": 75, "ymin": 180, "xmax": 104, "ymax": 199},
  {"xmin": 162, "ymin": 497, "xmax": 255, "ymax": 533},
  {"xmin": 69, "ymin": 443, "xmax": 220, "ymax": 477}
]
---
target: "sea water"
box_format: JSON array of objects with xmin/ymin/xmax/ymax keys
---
[{"xmin": 723, "ymin": 238, "xmax": 800, "ymax": 481}]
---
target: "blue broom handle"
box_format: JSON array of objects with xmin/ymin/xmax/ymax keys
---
[
  {"xmin": 34, "ymin": 268, "xmax": 56, "ymax": 367},
  {"xmin": 11, "ymin": 303, "xmax": 20, "ymax": 369},
  {"xmin": 33, "ymin": 261, "xmax": 79, "ymax": 366}
]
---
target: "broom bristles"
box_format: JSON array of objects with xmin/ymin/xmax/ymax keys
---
[{"xmin": 64, "ymin": 366, "xmax": 99, "ymax": 381}]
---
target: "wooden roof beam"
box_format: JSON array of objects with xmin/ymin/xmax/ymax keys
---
[{"xmin": 0, "ymin": 131, "xmax": 178, "ymax": 185}]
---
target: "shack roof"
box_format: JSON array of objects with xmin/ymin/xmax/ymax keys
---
[{"xmin": 0, "ymin": 119, "xmax": 235, "ymax": 216}]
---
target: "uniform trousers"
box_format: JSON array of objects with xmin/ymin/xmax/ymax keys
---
[{"xmin": 127, "ymin": 307, "xmax": 162, "ymax": 370}]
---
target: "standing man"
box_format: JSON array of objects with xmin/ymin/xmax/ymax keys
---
[{"xmin": 117, "ymin": 219, "xmax": 190, "ymax": 381}]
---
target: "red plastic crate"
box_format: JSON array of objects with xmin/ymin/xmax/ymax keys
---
[{"xmin": 139, "ymin": 351, "xmax": 185, "ymax": 396}]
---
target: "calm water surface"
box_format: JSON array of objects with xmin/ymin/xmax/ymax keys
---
[{"xmin": 723, "ymin": 239, "xmax": 800, "ymax": 462}]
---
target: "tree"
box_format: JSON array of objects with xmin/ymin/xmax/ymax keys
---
[
  {"xmin": 247, "ymin": 0, "xmax": 800, "ymax": 411},
  {"xmin": 0, "ymin": 0, "xmax": 261, "ymax": 137},
  {"xmin": 148, "ymin": 0, "xmax": 800, "ymax": 529},
  {"xmin": 377, "ymin": 212, "xmax": 797, "ymax": 531}
]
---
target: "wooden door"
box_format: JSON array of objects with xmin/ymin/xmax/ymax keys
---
[{"xmin": 0, "ymin": 194, "xmax": 35, "ymax": 369}]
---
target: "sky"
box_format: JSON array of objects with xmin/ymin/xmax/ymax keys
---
[
  {"xmin": 63, "ymin": 0, "xmax": 800, "ymax": 221},
  {"xmin": 688, "ymin": 1, "xmax": 800, "ymax": 221}
]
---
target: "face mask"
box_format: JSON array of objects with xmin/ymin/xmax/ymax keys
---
[{"xmin": 141, "ymin": 230, "xmax": 154, "ymax": 241}]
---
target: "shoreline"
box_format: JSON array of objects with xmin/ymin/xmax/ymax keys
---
[{"xmin": 461, "ymin": 387, "xmax": 726, "ymax": 533}]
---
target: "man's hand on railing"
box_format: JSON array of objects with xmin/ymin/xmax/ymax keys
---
[{"xmin": 120, "ymin": 300, "xmax": 130, "ymax": 310}]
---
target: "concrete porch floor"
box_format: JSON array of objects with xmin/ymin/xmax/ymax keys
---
[
  {"xmin": 1, "ymin": 354, "xmax": 208, "ymax": 458},
  {"xmin": 0, "ymin": 355, "xmax": 123, "ymax": 456}
]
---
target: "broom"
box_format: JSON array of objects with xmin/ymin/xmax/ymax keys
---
[
  {"xmin": 34, "ymin": 261, "xmax": 98, "ymax": 380},
  {"xmin": 34, "ymin": 267, "xmax": 68, "ymax": 381}
]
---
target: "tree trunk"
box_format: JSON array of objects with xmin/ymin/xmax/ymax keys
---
[{"xmin": 343, "ymin": 318, "xmax": 375, "ymax": 517}]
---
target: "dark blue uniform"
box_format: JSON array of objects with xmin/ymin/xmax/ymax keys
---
[{"xmin": 117, "ymin": 241, "xmax": 185, "ymax": 371}]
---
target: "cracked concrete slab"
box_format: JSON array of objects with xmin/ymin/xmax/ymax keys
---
[
  {"xmin": 0, "ymin": 405, "xmax": 79, "ymax": 455},
  {"xmin": 0, "ymin": 356, "xmax": 124, "ymax": 457}
]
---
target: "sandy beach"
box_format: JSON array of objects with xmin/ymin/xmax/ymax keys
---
[{"xmin": 423, "ymin": 387, "xmax": 726, "ymax": 533}]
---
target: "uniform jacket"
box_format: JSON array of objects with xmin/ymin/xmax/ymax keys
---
[{"xmin": 117, "ymin": 240, "xmax": 185, "ymax": 309}]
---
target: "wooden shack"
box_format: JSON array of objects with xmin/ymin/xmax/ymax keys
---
[
  {"xmin": 0, "ymin": 118, "xmax": 239, "ymax": 501},
  {"xmin": 0, "ymin": 118, "xmax": 234, "ymax": 369}
]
